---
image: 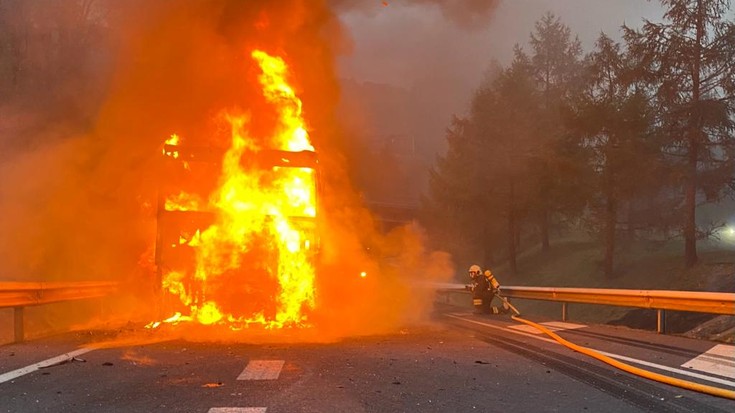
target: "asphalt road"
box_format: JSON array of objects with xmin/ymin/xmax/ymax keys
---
[{"xmin": 0, "ymin": 303, "xmax": 733, "ymax": 413}]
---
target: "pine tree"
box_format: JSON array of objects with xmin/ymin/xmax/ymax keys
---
[
  {"xmin": 570, "ymin": 33, "xmax": 657, "ymax": 278},
  {"xmin": 469, "ymin": 49, "xmax": 540, "ymax": 276},
  {"xmin": 423, "ymin": 116, "xmax": 500, "ymax": 268},
  {"xmin": 624, "ymin": 0, "xmax": 735, "ymax": 267},
  {"xmin": 528, "ymin": 12, "xmax": 583, "ymax": 251}
]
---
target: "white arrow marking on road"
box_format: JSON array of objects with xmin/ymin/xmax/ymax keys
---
[
  {"xmin": 0, "ymin": 347, "xmax": 94, "ymax": 384},
  {"xmin": 682, "ymin": 344, "xmax": 735, "ymax": 379},
  {"xmin": 237, "ymin": 360, "xmax": 285, "ymax": 380}
]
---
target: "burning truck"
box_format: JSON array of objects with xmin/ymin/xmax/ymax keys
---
[{"xmin": 149, "ymin": 50, "xmax": 320, "ymax": 330}]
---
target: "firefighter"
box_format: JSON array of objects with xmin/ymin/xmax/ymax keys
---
[
  {"xmin": 468, "ymin": 264, "xmax": 482, "ymax": 283},
  {"xmin": 468, "ymin": 264, "xmax": 489, "ymax": 313},
  {"xmin": 468, "ymin": 264, "xmax": 509, "ymax": 315}
]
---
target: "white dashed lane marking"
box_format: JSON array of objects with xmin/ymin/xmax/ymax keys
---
[
  {"xmin": 508, "ymin": 320, "xmax": 586, "ymax": 334},
  {"xmin": 215, "ymin": 360, "xmax": 283, "ymax": 412},
  {"xmin": 1, "ymin": 349, "xmax": 280, "ymax": 412},
  {"xmin": 237, "ymin": 360, "xmax": 285, "ymax": 380},
  {"xmin": 0, "ymin": 348, "xmax": 94, "ymax": 384},
  {"xmin": 682, "ymin": 344, "xmax": 735, "ymax": 379}
]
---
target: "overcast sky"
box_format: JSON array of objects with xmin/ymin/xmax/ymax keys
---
[
  {"xmin": 337, "ymin": 0, "xmax": 664, "ymax": 106},
  {"xmin": 330, "ymin": 0, "xmax": 679, "ymax": 169}
]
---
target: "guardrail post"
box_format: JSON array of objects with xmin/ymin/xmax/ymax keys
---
[
  {"xmin": 561, "ymin": 302, "xmax": 568, "ymax": 322},
  {"xmin": 656, "ymin": 309, "xmax": 666, "ymax": 334},
  {"xmin": 14, "ymin": 306, "xmax": 24, "ymax": 343}
]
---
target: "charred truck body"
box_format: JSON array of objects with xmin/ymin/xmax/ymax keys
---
[{"xmin": 154, "ymin": 142, "xmax": 320, "ymax": 327}]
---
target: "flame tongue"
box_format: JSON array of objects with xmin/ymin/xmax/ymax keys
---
[
  {"xmin": 153, "ymin": 50, "xmax": 317, "ymax": 330},
  {"xmin": 251, "ymin": 50, "xmax": 314, "ymax": 152}
]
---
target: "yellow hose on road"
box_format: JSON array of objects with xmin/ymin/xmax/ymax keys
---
[{"xmin": 510, "ymin": 315, "xmax": 735, "ymax": 400}]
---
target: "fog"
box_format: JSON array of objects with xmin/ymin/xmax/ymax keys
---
[
  {"xmin": 335, "ymin": 0, "xmax": 664, "ymax": 201},
  {"xmin": 339, "ymin": 0, "xmax": 664, "ymax": 88}
]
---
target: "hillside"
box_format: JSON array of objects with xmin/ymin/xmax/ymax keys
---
[{"xmin": 483, "ymin": 236, "xmax": 735, "ymax": 342}]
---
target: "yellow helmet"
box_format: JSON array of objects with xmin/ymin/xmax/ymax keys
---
[{"xmin": 469, "ymin": 264, "xmax": 481, "ymax": 275}]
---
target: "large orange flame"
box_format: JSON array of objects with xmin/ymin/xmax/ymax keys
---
[
  {"xmin": 150, "ymin": 49, "xmax": 317, "ymax": 330},
  {"xmin": 251, "ymin": 50, "xmax": 314, "ymax": 152}
]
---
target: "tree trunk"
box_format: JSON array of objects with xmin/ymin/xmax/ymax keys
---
[
  {"xmin": 540, "ymin": 206, "xmax": 550, "ymax": 252},
  {"xmin": 508, "ymin": 181, "xmax": 518, "ymax": 276},
  {"xmin": 684, "ymin": 141, "xmax": 698, "ymax": 267},
  {"xmin": 685, "ymin": 0, "xmax": 704, "ymax": 268},
  {"xmin": 622, "ymin": 201, "xmax": 634, "ymax": 251},
  {"xmin": 603, "ymin": 188, "xmax": 617, "ymax": 279}
]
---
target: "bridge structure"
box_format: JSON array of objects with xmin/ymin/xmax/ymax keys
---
[{"xmin": 364, "ymin": 200, "xmax": 420, "ymax": 229}]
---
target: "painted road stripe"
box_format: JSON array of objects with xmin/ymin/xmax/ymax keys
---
[
  {"xmin": 208, "ymin": 408, "xmax": 266, "ymax": 413},
  {"xmin": 447, "ymin": 313, "xmax": 735, "ymax": 388},
  {"xmin": 0, "ymin": 348, "xmax": 94, "ymax": 384},
  {"xmin": 509, "ymin": 320, "xmax": 586, "ymax": 334},
  {"xmin": 681, "ymin": 344, "xmax": 735, "ymax": 379},
  {"xmin": 237, "ymin": 360, "xmax": 285, "ymax": 380}
]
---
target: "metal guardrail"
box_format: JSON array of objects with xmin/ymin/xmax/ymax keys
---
[
  {"xmin": 438, "ymin": 285, "xmax": 735, "ymax": 334},
  {"xmin": 0, "ymin": 281, "xmax": 119, "ymax": 343},
  {"xmin": 500, "ymin": 286, "xmax": 735, "ymax": 315}
]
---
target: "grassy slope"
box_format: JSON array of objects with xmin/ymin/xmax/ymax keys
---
[{"xmin": 486, "ymin": 235, "xmax": 735, "ymax": 326}]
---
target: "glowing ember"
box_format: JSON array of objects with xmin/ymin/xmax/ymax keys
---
[
  {"xmin": 166, "ymin": 134, "xmax": 180, "ymax": 146},
  {"xmin": 150, "ymin": 50, "xmax": 317, "ymax": 330},
  {"xmin": 165, "ymin": 191, "xmax": 204, "ymax": 212},
  {"xmin": 163, "ymin": 133, "xmax": 181, "ymax": 158}
]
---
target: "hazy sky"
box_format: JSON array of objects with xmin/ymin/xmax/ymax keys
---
[
  {"xmin": 329, "ymin": 0, "xmax": 682, "ymax": 177},
  {"xmin": 337, "ymin": 0, "xmax": 664, "ymax": 112}
]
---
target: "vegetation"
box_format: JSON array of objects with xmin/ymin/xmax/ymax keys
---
[
  {"xmin": 422, "ymin": 0, "xmax": 735, "ymax": 279},
  {"xmin": 492, "ymin": 235, "xmax": 735, "ymax": 331}
]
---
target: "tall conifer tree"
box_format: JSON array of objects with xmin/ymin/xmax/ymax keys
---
[{"xmin": 625, "ymin": 0, "xmax": 735, "ymax": 267}]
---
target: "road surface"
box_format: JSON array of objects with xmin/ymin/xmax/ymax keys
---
[{"xmin": 0, "ymin": 303, "xmax": 733, "ymax": 412}]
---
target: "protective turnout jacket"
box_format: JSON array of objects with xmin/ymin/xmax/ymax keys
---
[{"xmin": 471, "ymin": 271, "xmax": 505, "ymax": 314}]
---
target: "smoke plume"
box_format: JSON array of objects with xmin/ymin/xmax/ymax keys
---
[
  {"xmin": 330, "ymin": 0, "xmax": 500, "ymax": 29},
  {"xmin": 0, "ymin": 0, "xmax": 452, "ymax": 343}
]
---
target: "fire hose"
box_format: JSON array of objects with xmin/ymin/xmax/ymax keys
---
[{"xmin": 493, "ymin": 292, "xmax": 735, "ymax": 400}]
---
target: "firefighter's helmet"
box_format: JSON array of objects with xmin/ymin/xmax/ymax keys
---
[{"xmin": 469, "ymin": 264, "xmax": 481, "ymax": 276}]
